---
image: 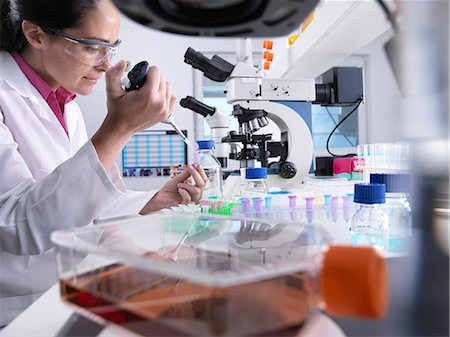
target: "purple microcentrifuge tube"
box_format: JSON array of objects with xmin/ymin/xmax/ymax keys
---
[
  {"xmin": 288, "ymin": 195, "xmax": 297, "ymax": 208},
  {"xmin": 304, "ymin": 197, "xmax": 315, "ymax": 223},
  {"xmin": 199, "ymin": 199, "xmax": 210, "ymax": 207},
  {"xmin": 241, "ymin": 198, "xmax": 251, "ymax": 215},
  {"xmin": 304, "ymin": 197, "xmax": 315, "ymax": 210},
  {"xmin": 253, "ymin": 198, "xmax": 264, "ymax": 212},
  {"xmin": 342, "ymin": 195, "xmax": 352, "ymax": 222},
  {"xmin": 330, "ymin": 196, "xmax": 339, "ymax": 222}
]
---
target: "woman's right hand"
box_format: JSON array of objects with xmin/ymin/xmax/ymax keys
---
[
  {"xmin": 104, "ymin": 60, "xmax": 176, "ymax": 136},
  {"xmin": 92, "ymin": 60, "xmax": 176, "ymax": 171}
]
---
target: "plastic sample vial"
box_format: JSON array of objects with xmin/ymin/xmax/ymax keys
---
[
  {"xmin": 240, "ymin": 198, "xmax": 251, "ymax": 216},
  {"xmin": 253, "ymin": 198, "xmax": 264, "ymax": 218},
  {"xmin": 342, "ymin": 195, "xmax": 353, "ymax": 223},
  {"xmin": 304, "ymin": 197, "xmax": 315, "ymax": 223},
  {"xmin": 288, "ymin": 194, "xmax": 298, "ymax": 208},
  {"xmin": 330, "ymin": 196, "xmax": 339, "ymax": 223},
  {"xmin": 370, "ymin": 173, "xmax": 411, "ymax": 252},
  {"xmin": 169, "ymin": 165, "xmax": 178, "ymax": 178},
  {"xmin": 239, "ymin": 168, "xmax": 269, "ymax": 197},
  {"xmin": 195, "ymin": 140, "xmax": 223, "ymax": 198},
  {"xmin": 350, "ymin": 183, "xmax": 389, "ymax": 251}
]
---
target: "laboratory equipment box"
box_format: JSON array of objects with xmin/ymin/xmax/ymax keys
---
[{"xmin": 51, "ymin": 212, "xmax": 387, "ymax": 336}]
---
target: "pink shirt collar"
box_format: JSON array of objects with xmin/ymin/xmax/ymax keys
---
[{"xmin": 11, "ymin": 52, "xmax": 76, "ymax": 135}]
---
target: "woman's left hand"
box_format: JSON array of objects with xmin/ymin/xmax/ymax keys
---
[{"xmin": 140, "ymin": 164, "xmax": 208, "ymax": 214}]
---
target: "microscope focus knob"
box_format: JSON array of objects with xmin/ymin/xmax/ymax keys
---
[{"xmin": 279, "ymin": 161, "xmax": 297, "ymax": 179}]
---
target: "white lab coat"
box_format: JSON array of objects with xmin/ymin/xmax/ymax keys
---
[{"xmin": 0, "ymin": 52, "xmax": 155, "ymax": 326}]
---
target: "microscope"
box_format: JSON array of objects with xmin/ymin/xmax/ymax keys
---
[{"xmin": 181, "ymin": 40, "xmax": 363, "ymax": 190}]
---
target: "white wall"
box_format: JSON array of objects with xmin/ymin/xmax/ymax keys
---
[{"xmin": 355, "ymin": 30, "xmax": 403, "ymax": 143}]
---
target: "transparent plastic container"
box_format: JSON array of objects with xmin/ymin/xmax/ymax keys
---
[
  {"xmin": 51, "ymin": 212, "xmax": 388, "ymax": 336},
  {"xmin": 370, "ymin": 173, "xmax": 412, "ymax": 252},
  {"xmin": 351, "ymin": 183, "xmax": 389, "ymax": 251},
  {"xmin": 195, "ymin": 140, "xmax": 223, "ymax": 198}
]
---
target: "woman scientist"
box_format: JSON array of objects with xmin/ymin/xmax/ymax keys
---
[{"xmin": 0, "ymin": 0, "xmax": 207, "ymax": 326}]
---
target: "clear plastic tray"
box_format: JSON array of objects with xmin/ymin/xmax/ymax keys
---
[{"xmin": 51, "ymin": 212, "xmax": 330, "ymax": 336}]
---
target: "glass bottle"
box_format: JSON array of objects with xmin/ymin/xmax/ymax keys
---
[
  {"xmin": 195, "ymin": 140, "xmax": 223, "ymax": 198},
  {"xmin": 370, "ymin": 173, "xmax": 411, "ymax": 252},
  {"xmin": 238, "ymin": 167, "xmax": 269, "ymax": 197},
  {"xmin": 350, "ymin": 183, "xmax": 389, "ymax": 251}
]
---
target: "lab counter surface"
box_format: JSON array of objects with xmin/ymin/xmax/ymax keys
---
[{"xmin": 0, "ymin": 284, "xmax": 346, "ymax": 337}]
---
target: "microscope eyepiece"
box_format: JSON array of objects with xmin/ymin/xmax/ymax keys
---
[
  {"xmin": 180, "ymin": 96, "xmax": 216, "ymax": 117},
  {"xmin": 183, "ymin": 47, "xmax": 234, "ymax": 82},
  {"xmin": 184, "ymin": 47, "xmax": 209, "ymax": 72}
]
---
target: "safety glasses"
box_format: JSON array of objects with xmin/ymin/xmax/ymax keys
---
[{"xmin": 43, "ymin": 28, "xmax": 121, "ymax": 67}]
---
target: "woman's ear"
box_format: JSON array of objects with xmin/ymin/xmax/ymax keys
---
[{"xmin": 21, "ymin": 20, "xmax": 48, "ymax": 50}]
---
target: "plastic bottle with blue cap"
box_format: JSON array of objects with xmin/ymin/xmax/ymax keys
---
[
  {"xmin": 350, "ymin": 183, "xmax": 389, "ymax": 251},
  {"xmin": 370, "ymin": 173, "xmax": 411, "ymax": 252},
  {"xmin": 195, "ymin": 140, "xmax": 223, "ymax": 198}
]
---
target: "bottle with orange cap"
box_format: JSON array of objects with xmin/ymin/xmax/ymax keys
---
[
  {"xmin": 319, "ymin": 245, "xmax": 389, "ymax": 319},
  {"xmin": 279, "ymin": 244, "xmax": 389, "ymax": 320},
  {"xmin": 230, "ymin": 221, "xmax": 389, "ymax": 322},
  {"xmin": 51, "ymin": 210, "xmax": 389, "ymax": 337},
  {"xmin": 169, "ymin": 165, "xmax": 179, "ymax": 179}
]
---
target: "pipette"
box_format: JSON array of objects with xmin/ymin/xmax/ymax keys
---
[
  {"xmin": 162, "ymin": 115, "xmax": 192, "ymax": 147},
  {"xmin": 123, "ymin": 60, "xmax": 193, "ymax": 147}
]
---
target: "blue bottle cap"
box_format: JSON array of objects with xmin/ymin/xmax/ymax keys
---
[
  {"xmin": 245, "ymin": 167, "xmax": 267, "ymax": 179},
  {"xmin": 370, "ymin": 173, "xmax": 410, "ymax": 193},
  {"xmin": 354, "ymin": 183, "xmax": 386, "ymax": 204},
  {"xmin": 196, "ymin": 140, "xmax": 215, "ymax": 150}
]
